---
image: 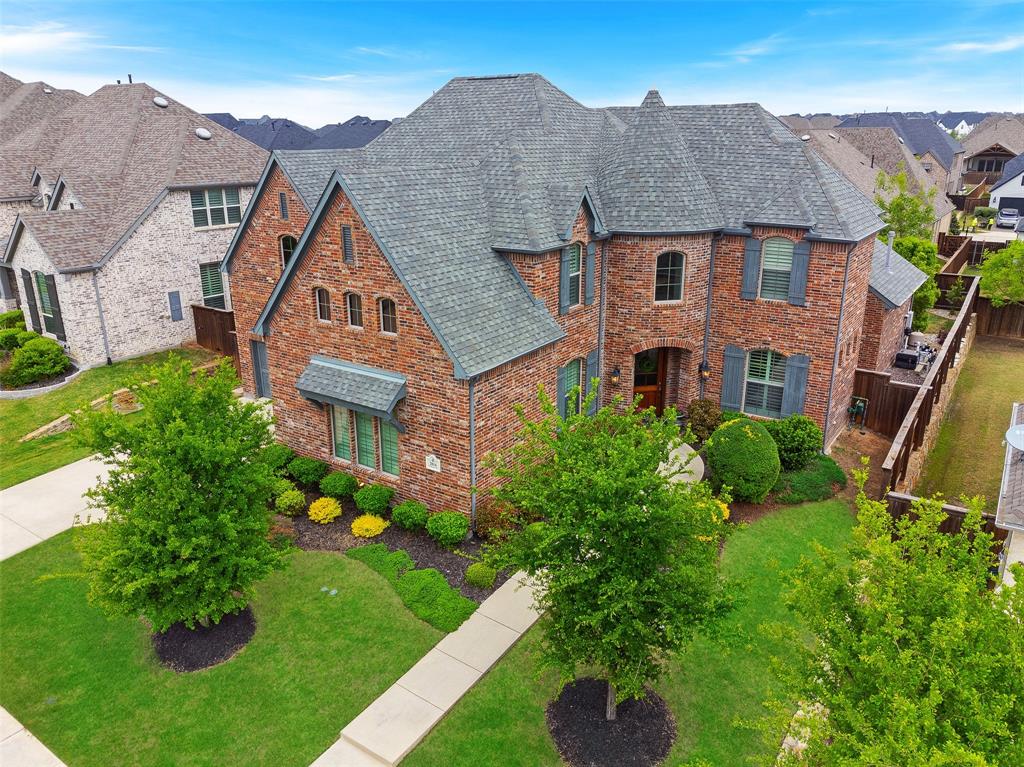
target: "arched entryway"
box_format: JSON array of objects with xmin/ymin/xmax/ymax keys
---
[{"xmin": 630, "ymin": 342, "xmax": 695, "ymax": 415}]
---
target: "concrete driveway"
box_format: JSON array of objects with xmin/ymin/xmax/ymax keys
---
[{"xmin": 0, "ymin": 456, "xmax": 107, "ymax": 561}]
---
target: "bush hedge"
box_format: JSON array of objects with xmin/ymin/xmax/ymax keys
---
[
  {"xmin": 352, "ymin": 513, "xmax": 390, "ymax": 538},
  {"xmin": 320, "ymin": 471, "xmax": 359, "ymax": 500},
  {"xmin": 348, "ymin": 543, "xmax": 414, "ymax": 583},
  {"xmin": 262, "ymin": 443, "xmax": 296, "ymax": 475},
  {"xmin": 354, "ymin": 484, "xmax": 394, "ymax": 516},
  {"xmin": 771, "ymin": 454, "xmax": 847, "ymax": 504},
  {"xmin": 465, "ymin": 562, "xmax": 497, "ymax": 589},
  {"xmin": 308, "ymin": 497, "xmax": 341, "ymax": 524},
  {"xmin": 392, "ymin": 499, "xmax": 429, "ymax": 530},
  {"xmin": 395, "ymin": 568, "xmax": 477, "ymax": 632},
  {"xmin": 0, "ymin": 310, "xmax": 23, "ymax": 329},
  {"xmin": 474, "ymin": 496, "xmax": 523, "ymax": 540},
  {"xmin": 0, "ymin": 328, "xmax": 21, "ymax": 350},
  {"xmin": 0, "ymin": 336, "xmax": 71, "ymax": 388},
  {"xmin": 686, "ymin": 398, "xmax": 721, "ymax": 445},
  {"xmin": 764, "ymin": 414, "xmax": 823, "ymax": 471},
  {"xmin": 272, "ymin": 476, "xmax": 297, "ymax": 497},
  {"xmin": 427, "ymin": 511, "xmax": 469, "ymax": 548},
  {"xmin": 15, "ymin": 330, "xmax": 39, "ymax": 347},
  {"xmin": 705, "ymin": 417, "xmax": 780, "ymax": 503},
  {"xmin": 287, "ymin": 456, "xmax": 328, "ymax": 486},
  {"xmin": 275, "ymin": 489, "xmax": 305, "ymax": 516}
]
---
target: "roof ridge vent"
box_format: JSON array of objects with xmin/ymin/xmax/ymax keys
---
[{"xmin": 641, "ymin": 89, "xmax": 665, "ymax": 108}]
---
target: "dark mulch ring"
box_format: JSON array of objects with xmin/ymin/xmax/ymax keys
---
[
  {"xmin": 151, "ymin": 606, "xmax": 256, "ymax": 672},
  {"xmin": 0, "ymin": 363, "xmax": 79, "ymax": 391},
  {"xmin": 547, "ymin": 678, "xmax": 676, "ymax": 767}
]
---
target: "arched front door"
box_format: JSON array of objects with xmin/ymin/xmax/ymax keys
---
[{"xmin": 633, "ymin": 348, "xmax": 666, "ymax": 414}]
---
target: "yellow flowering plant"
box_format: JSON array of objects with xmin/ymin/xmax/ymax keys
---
[
  {"xmin": 308, "ymin": 497, "xmax": 341, "ymax": 525},
  {"xmin": 351, "ymin": 513, "xmax": 390, "ymax": 538}
]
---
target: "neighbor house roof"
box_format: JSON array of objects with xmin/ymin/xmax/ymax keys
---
[
  {"xmin": 204, "ymin": 112, "xmax": 240, "ymax": 130},
  {"xmin": 2, "ymin": 82, "xmax": 267, "ymax": 272},
  {"xmin": 936, "ymin": 111, "xmax": 989, "ymax": 129},
  {"xmin": 305, "ymin": 116, "xmax": 391, "ymax": 149},
  {"xmin": 962, "ymin": 114, "xmax": 1024, "ymax": 158},
  {"xmin": 251, "ymin": 74, "xmax": 882, "ymax": 379},
  {"xmin": 233, "ymin": 118, "xmax": 317, "ymax": 150},
  {"xmin": 778, "ymin": 114, "xmax": 841, "ymax": 132},
  {"xmin": 991, "ymin": 153, "xmax": 1024, "ymax": 192},
  {"xmin": 0, "ymin": 72, "xmax": 83, "ymax": 150},
  {"xmin": 836, "ymin": 112, "xmax": 962, "ymax": 170},
  {"xmin": 868, "ymin": 239, "xmax": 928, "ymax": 310}
]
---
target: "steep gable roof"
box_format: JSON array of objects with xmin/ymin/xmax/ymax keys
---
[
  {"xmin": 962, "ymin": 114, "xmax": 1024, "ymax": 158},
  {"xmin": 0, "ymin": 72, "xmax": 83, "ymax": 147},
  {"xmin": 991, "ymin": 153, "xmax": 1024, "ymax": 192},
  {"xmin": 234, "ymin": 119, "xmax": 317, "ymax": 150},
  {"xmin": 305, "ymin": 116, "xmax": 391, "ymax": 149}
]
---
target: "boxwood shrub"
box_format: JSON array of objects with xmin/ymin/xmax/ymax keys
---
[
  {"xmin": 427, "ymin": 511, "xmax": 469, "ymax": 548},
  {"xmin": 0, "ymin": 328, "xmax": 21, "ymax": 350},
  {"xmin": 353, "ymin": 484, "xmax": 395, "ymax": 516},
  {"xmin": 392, "ymin": 499, "xmax": 429, "ymax": 530},
  {"xmin": 0, "ymin": 337, "xmax": 70, "ymax": 388},
  {"xmin": 763, "ymin": 414, "xmax": 823, "ymax": 471},
  {"xmin": 465, "ymin": 562, "xmax": 497, "ymax": 589},
  {"xmin": 287, "ymin": 456, "xmax": 328, "ymax": 486},
  {"xmin": 0, "ymin": 309, "xmax": 23, "ymax": 329},
  {"xmin": 705, "ymin": 417, "xmax": 780, "ymax": 503},
  {"xmin": 320, "ymin": 471, "xmax": 359, "ymax": 500},
  {"xmin": 262, "ymin": 443, "xmax": 296, "ymax": 475},
  {"xmin": 15, "ymin": 330, "xmax": 39, "ymax": 347},
  {"xmin": 275, "ymin": 488, "xmax": 305, "ymax": 516}
]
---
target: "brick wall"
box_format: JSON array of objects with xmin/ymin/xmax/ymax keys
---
[{"xmin": 858, "ymin": 292, "xmax": 912, "ymax": 370}]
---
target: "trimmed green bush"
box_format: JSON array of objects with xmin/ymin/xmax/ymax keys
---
[
  {"xmin": 262, "ymin": 443, "xmax": 295, "ymax": 475},
  {"xmin": 0, "ymin": 309, "xmax": 23, "ymax": 329},
  {"xmin": 353, "ymin": 484, "xmax": 394, "ymax": 516},
  {"xmin": 395, "ymin": 568, "xmax": 477, "ymax": 632},
  {"xmin": 392, "ymin": 499, "xmax": 428, "ymax": 530},
  {"xmin": 15, "ymin": 330, "xmax": 39, "ymax": 347},
  {"xmin": 686, "ymin": 398, "xmax": 721, "ymax": 445},
  {"xmin": 427, "ymin": 511, "xmax": 469, "ymax": 548},
  {"xmin": 320, "ymin": 471, "xmax": 359, "ymax": 500},
  {"xmin": 271, "ymin": 476, "xmax": 297, "ymax": 496},
  {"xmin": 0, "ymin": 336, "xmax": 71, "ymax": 388},
  {"xmin": 465, "ymin": 562, "xmax": 497, "ymax": 589},
  {"xmin": 771, "ymin": 454, "xmax": 847, "ymax": 504},
  {"xmin": 0, "ymin": 328, "xmax": 21, "ymax": 350},
  {"xmin": 287, "ymin": 456, "xmax": 328, "ymax": 486},
  {"xmin": 764, "ymin": 414, "xmax": 823, "ymax": 471},
  {"xmin": 275, "ymin": 488, "xmax": 305, "ymax": 516},
  {"xmin": 705, "ymin": 417, "xmax": 780, "ymax": 503},
  {"xmin": 348, "ymin": 543, "xmax": 414, "ymax": 584}
]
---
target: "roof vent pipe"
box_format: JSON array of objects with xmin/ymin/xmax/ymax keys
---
[
  {"xmin": 128, "ymin": 74, "xmax": 133, "ymax": 84},
  {"xmin": 885, "ymin": 230, "xmax": 895, "ymax": 272}
]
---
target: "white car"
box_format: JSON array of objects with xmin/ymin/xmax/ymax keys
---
[{"xmin": 996, "ymin": 208, "xmax": 1021, "ymax": 228}]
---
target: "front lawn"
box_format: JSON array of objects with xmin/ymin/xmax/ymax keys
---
[
  {"xmin": 404, "ymin": 500, "xmax": 856, "ymax": 767},
  {"xmin": 0, "ymin": 531, "xmax": 441, "ymax": 767},
  {"xmin": 0, "ymin": 347, "xmax": 217, "ymax": 489}
]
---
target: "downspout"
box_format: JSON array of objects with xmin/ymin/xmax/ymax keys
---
[
  {"xmin": 91, "ymin": 271, "xmax": 113, "ymax": 365},
  {"xmin": 823, "ymin": 242, "xmax": 856, "ymax": 452},
  {"xmin": 469, "ymin": 376, "xmax": 478, "ymax": 533},
  {"xmin": 700, "ymin": 232, "xmax": 723, "ymax": 399},
  {"xmin": 596, "ymin": 239, "xmax": 609, "ymax": 402}
]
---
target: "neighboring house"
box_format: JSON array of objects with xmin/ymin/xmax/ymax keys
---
[
  {"xmin": 989, "ymin": 153, "xmax": 1024, "ymax": 215},
  {"xmin": 203, "ymin": 113, "xmax": 390, "ymax": 150},
  {"xmin": 955, "ymin": 114, "xmax": 1024, "ymax": 193},
  {"xmin": 935, "ymin": 111, "xmax": 990, "ymax": 137},
  {"xmin": 234, "ymin": 118, "xmax": 317, "ymax": 151},
  {"xmin": 1, "ymin": 81, "xmax": 267, "ymax": 365},
  {"xmin": 223, "ymin": 74, "xmax": 884, "ymax": 519},
  {"xmin": 858, "ymin": 239, "xmax": 927, "ymax": 371},
  {"xmin": 778, "ymin": 114, "xmax": 840, "ymax": 132},
  {"xmin": 304, "ymin": 116, "xmax": 391, "ymax": 149}
]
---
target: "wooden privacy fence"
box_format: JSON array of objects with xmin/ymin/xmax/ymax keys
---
[
  {"xmin": 886, "ymin": 491, "xmax": 1009, "ymax": 547},
  {"xmin": 852, "ymin": 369, "xmax": 920, "ymax": 438},
  {"xmin": 881, "ymin": 277, "xmax": 979, "ymax": 491},
  {"xmin": 974, "ymin": 297, "xmax": 1024, "ymax": 338},
  {"xmin": 191, "ymin": 304, "xmax": 239, "ymax": 371}
]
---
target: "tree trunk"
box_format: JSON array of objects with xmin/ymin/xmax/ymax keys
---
[{"xmin": 605, "ymin": 680, "xmax": 617, "ymax": 721}]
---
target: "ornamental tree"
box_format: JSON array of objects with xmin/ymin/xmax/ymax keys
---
[
  {"xmin": 980, "ymin": 240, "xmax": 1024, "ymax": 307},
  {"xmin": 74, "ymin": 357, "xmax": 285, "ymax": 632},
  {"xmin": 893, "ymin": 236, "xmax": 942, "ymax": 331},
  {"xmin": 486, "ymin": 386, "xmax": 729, "ymax": 721},
  {"xmin": 771, "ymin": 469, "xmax": 1024, "ymax": 766},
  {"xmin": 875, "ymin": 167, "xmax": 936, "ymax": 240}
]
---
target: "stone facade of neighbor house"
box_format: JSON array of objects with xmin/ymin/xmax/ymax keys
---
[
  {"xmin": 858, "ymin": 292, "xmax": 913, "ymax": 370},
  {"xmin": 223, "ymin": 74, "xmax": 885, "ymax": 518}
]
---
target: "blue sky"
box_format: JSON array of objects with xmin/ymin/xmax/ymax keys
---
[{"xmin": 2, "ymin": 1, "xmax": 1022, "ymax": 126}]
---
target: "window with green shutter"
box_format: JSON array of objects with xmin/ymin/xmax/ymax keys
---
[
  {"xmin": 759, "ymin": 238, "xmax": 793, "ymax": 301},
  {"xmin": 331, "ymin": 406, "xmax": 351, "ymax": 461},
  {"xmin": 379, "ymin": 421, "xmax": 399, "ymax": 475},
  {"xmin": 33, "ymin": 271, "xmax": 57, "ymax": 335},
  {"xmin": 562, "ymin": 358, "xmax": 582, "ymax": 416},
  {"xmin": 200, "ymin": 263, "xmax": 225, "ymax": 309},
  {"xmin": 567, "ymin": 243, "xmax": 582, "ymax": 306},
  {"xmin": 743, "ymin": 349, "xmax": 786, "ymax": 418},
  {"xmin": 190, "ymin": 188, "xmax": 242, "ymax": 229},
  {"xmin": 354, "ymin": 412, "xmax": 375, "ymax": 468}
]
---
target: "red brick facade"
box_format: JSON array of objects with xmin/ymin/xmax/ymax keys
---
[{"xmin": 858, "ymin": 292, "xmax": 912, "ymax": 371}]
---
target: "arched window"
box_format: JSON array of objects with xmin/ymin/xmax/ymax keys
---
[
  {"xmin": 759, "ymin": 238, "xmax": 793, "ymax": 301},
  {"xmin": 280, "ymin": 235, "xmax": 298, "ymax": 269},
  {"xmin": 744, "ymin": 349, "xmax": 786, "ymax": 418},
  {"xmin": 379, "ymin": 298, "xmax": 398, "ymax": 334},
  {"xmin": 315, "ymin": 288, "xmax": 331, "ymax": 321},
  {"xmin": 654, "ymin": 251, "xmax": 684, "ymax": 302},
  {"xmin": 346, "ymin": 293, "xmax": 363, "ymax": 327}
]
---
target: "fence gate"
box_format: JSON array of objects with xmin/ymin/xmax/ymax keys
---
[{"xmin": 191, "ymin": 304, "xmax": 239, "ymax": 372}]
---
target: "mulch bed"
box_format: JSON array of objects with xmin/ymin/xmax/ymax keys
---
[
  {"xmin": 546, "ymin": 678, "xmax": 676, "ymax": 767},
  {"xmin": 0, "ymin": 363, "xmax": 79, "ymax": 391},
  {"xmin": 151, "ymin": 606, "xmax": 256, "ymax": 672}
]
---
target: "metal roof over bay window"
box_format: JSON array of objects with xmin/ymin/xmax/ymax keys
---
[{"xmin": 295, "ymin": 355, "xmax": 407, "ymax": 430}]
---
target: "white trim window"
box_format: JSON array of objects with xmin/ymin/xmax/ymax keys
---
[
  {"xmin": 567, "ymin": 243, "xmax": 582, "ymax": 306},
  {"xmin": 190, "ymin": 188, "xmax": 241, "ymax": 228},
  {"xmin": 379, "ymin": 298, "xmax": 398, "ymax": 334},
  {"xmin": 743, "ymin": 349, "xmax": 786, "ymax": 418},
  {"xmin": 316, "ymin": 288, "xmax": 331, "ymax": 322},
  {"xmin": 331, "ymin": 406, "xmax": 351, "ymax": 461},
  {"xmin": 346, "ymin": 293, "xmax": 363, "ymax": 327},
  {"xmin": 759, "ymin": 238, "xmax": 794, "ymax": 301},
  {"xmin": 280, "ymin": 235, "xmax": 297, "ymax": 269}
]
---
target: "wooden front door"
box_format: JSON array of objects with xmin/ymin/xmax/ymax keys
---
[{"xmin": 633, "ymin": 348, "xmax": 666, "ymax": 414}]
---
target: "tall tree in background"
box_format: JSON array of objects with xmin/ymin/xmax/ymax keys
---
[
  {"xmin": 980, "ymin": 240, "xmax": 1024, "ymax": 307},
  {"xmin": 893, "ymin": 236, "xmax": 942, "ymax": 331},
  {"xmin": 875, "ymin": 167, "xmax": 936, "ymax": 240}
]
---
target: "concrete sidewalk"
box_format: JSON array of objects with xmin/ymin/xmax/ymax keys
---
[
  {"xmin": 0, "ymin": 708, "xmax": 66, "ymax": 766},
  {"xmin": 311, "ymin": 571, "xmax": 542, "ymax": 766},
  {"xmin": 0, "ymin": 456, "xmax": 107, "ymax": 560}
]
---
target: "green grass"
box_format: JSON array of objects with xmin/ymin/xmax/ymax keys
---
[
  {"xmin": 917, "ymin": 335, "xmax": 1024, "ymax": 506},
  {"xmin": 0, "ymin": 348, "xmax": 216, "ymax": 489},
  {"xmin": 0, "ymin": 531, "xmax": 441, "ymax": 767},
  {"xmin": 771, "ymin": 454, "xmax": 847, "ymax": 504},
  {"xmin": 404, "ymin": 500, "xmax": 856, "ymax": 767},
  {"xmin": 925, "ymin": 310, "xmax": 954, "ymax": 334}
]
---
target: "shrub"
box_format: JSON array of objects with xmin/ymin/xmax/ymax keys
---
[
  {"xmin": 0, "ymin": 328, "xmax": 21, "ymax": 350},
  {"xmin": 0, "ymin": 336, "xmax": 71, "ymax": 388},
  {"xmin": 0, "ymin": 309, "xmax": 23, "ymax": 329},
  {"xmin": 720, "ymin": 410, "xmax": 742, "ymax": 424},
  {"xmin": 320, "ymin": 471, "xmax": 359, "ymax": 500},
  {"xmin": 973, "ymin": 206, "xmax": 997, "ymax": 220},
  {"xmin": 427, "ymin": 511, "xmax": 469, "ymax": 548},
  {"xmin": 262, "ymin": 443, "xmax": 295, "ymax": 475},
  {"xmin": 474, "ymin": 496, "xmax": 522, "ymax": 540},
  {"xmin": 352, "ymin": 513, "xmax": 390, "ymax": 538},
  {"xmin": 272, "ymin": 476, "xmax": 297, "ymax": 497},
  {"xmin": 705, "ymin": 417, "xmax": 780, "ymax": 503},
  {"xmin": 771, "ymin": 454, "xmax": 847, "ymax": 504},
  {"xmin": 287, "ymin": 456, "xmax": 328, "ymax": 486},
  {"xmin": 348, "ymin": 543, "xmax": 414, "ymax": 584},
  {"xmin": 395, "ymin": 568, "xmax": 477, "ymax": 632},
  {"xmin": 392, "ymin": 499, "xmax": 428, "ymax": 530},
  {"xmin": 15, "ymin": 330, "xmax": 39, "ymax": 347},
  {"xmin": 686, "ymin": 398, "xmax": 721, "ymax": 445},
  {"xmin": 465, "ymin": 562, "xmax": 497, "ymax": 589},
  {"xmin": 354, "ymin": 484, "xmax": 394, "ymax": 516},
  {"xmin": 275, "ymin": 488, "xmax": 305, "ymax": 516},
  {"xmin": 763, "ymin": 414, "xmax": 823, "ymax": 471},
  {"xmin": 308, "ymin": 496, "xmax": 341, "ymax": 524}
]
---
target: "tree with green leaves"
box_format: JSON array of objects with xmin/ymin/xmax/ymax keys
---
[
  {"xmin": 486, "ymin": 386, "xmax": 729, "ymax": 721},
  {"xmin": 893, "ymin": 235, "xmax": 942, "ymax": 331},
  {"xmin": 74, "ymin": 357, "xmax": 285, "ymax": 632},
  {"xmin": 769, "ymin": 469, "xmax": 1024, "ymax": 766},
  {"xmin": 980, "ymin": 240, "xmax": 1024, "ymax": 307},
  {"xmin": 875, "ymin": 167, "xmax": 936, "ymax": 240}
]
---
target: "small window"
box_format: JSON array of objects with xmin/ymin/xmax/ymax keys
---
[
  {"xmin": 346, "ymin": 293, "xmax": 363, "ymax": 327},
  {"xmin": 331, "ymin": 406, "xmax": 351, "ymax": 461},
  {"xmin": 567, "ymin": 243, "xmax": 582, "ymax": 307},
  {"xmin": 316, "ymin": 288, "xmax": 331, "ymax": 321},
  {"xmin": 561, "ymin": 358, "xmax": 583, "ymax": 416},
  {"xmin": 759, "ymin": 238, "xmax": 794, "ymax": 301},
  {"xmin": 379, "ymin": 421, "xmax": 399, "ymax": 476},
  {"xmin": 33, "ymin": 272, "xmax": 57, "ymax": 335},
  {"xmin": 379, "ymin": 298, "xmax": 398, "ymax": 334},
  {"xmin": 199, "ymin": 263, "xmax": 226, "ymax": 309},
  {"xmin": 743, "ymin": 349, "xmax": 786, "ymax": 418},
  {"xmin": 654, "ymin": 251, "xmax": 684, "ymax": 302},
  {"xmin": 279, "ymin": 191, "xmax": 289, "ymax": 220},
  {"xmin": 280, "ymin": 236, "xmax": 297, "ymax": 269},
  {"xmin": 190, "ymin": 187, "xmax": 241, "ymax": 228},
  {"xmin": 354, "ymin": 412, "xmax": 375, "ymax": 468},
  {"xmin": 342, "ymin": 225, "xmax": 354, "ymax": 263}
]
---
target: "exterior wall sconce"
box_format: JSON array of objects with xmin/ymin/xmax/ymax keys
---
[
  {"xmin": 610, "ymin": 367, "xmax": 621, "ymax": 385},
  {"xmin": 698, "ymin": 361, "xmax": 711, "ymax": 381}
]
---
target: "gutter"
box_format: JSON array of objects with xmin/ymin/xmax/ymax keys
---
[
  {"xmin": 700, "ymin": 231, "xmax": 724, "ymax": 399},
  {"xmin": 597, "ymin": 239, "xmax": 609, "ymax": 402},
  {"xmin": 469, "ymin": 376, "xmax": 478, "ymax": 533},
  {"xmin": 823, "ymin": 241, "xmax": 856, "ymax": 451},
  {"xmin": 91, "ymin": 271, "xmax": 113, "ymax": 365}
]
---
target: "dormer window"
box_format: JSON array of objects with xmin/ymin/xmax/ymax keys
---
[
  {"xmin": 563, "ymin": 243, "xmax": 582, "ymax": 308},
  {"xmin": 191, "ymin": 187, "xmax": 241, "ymax": 228},
  {"xmin": 759, "ymin": 238, "xmax": 794, "ymax": 301}
]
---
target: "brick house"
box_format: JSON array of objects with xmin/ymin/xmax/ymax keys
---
[
  {"xmin": 223, "ymin": 74, "xmax": 886, "ymax": 520},
  {"xmin": 857, "ymin": 239, "xmax": 927, "ymax": 370},
  {"xmin": 0, "ymin": 80, "xmax": 266, "ymax": 366}
]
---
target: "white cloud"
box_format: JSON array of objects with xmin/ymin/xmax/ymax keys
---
[
  {"xmin": 0, "ymin": 21, "xmax": 162, "ymax": 65},
  {"xmin": 939, "ymin": 34, "xmax": 1024, "ymax": 53}
]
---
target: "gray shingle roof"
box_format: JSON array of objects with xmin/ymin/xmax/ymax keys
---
[
  {"xmin": 868, "ymin": 239, "xmax": 928, "ymax": 309},
  {"xmin": 0, "ymin": 72, "xmax": 83, "ymax": 149},
  {"xmin": 992, "ymin": 153, "xmax": 1024, "ymax": 190},
  {"xmin": 295, "ymin": 355, "xmax": 407, "ymax": 425},
  {"xmin": 234, "ymin": 119, "xmax": 317, "ymax": 151},
  {"xmin": 962, "ymin": 115, "xmax": 1024, "ymax": 159},
  {"xmin": 836, "ymin": 113, "xmax": 962, "ymax": 170},
  {"xmin": 305, "ymin": 116, "xmax": 391, "ymax": 149}
]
